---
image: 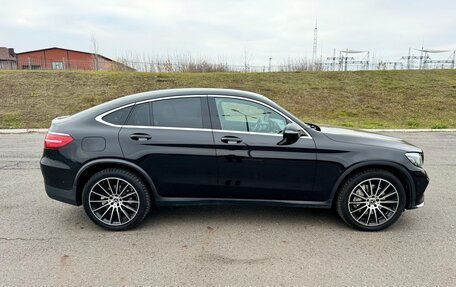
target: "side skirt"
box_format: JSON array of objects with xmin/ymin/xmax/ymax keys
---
[{"xmin": 155, "ymin": 197, "xmax": 331, "ymax": 209}]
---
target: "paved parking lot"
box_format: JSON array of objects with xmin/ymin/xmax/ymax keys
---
[{"xmin": 0, "ymin": 131, "xmax": 455, "ymax": 286}]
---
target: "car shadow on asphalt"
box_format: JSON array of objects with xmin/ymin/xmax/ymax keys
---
[
  {"xmin": 140, "ymin": 205, "xmax": 348, "ymax": 230},
  {"xmin": 62, "ymin": 203, "xmax": 415, "ymax": 232}
]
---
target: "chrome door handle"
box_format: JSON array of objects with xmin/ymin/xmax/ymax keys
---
[
  {"xmin": 221, "ymin": 136, "xmax": 242, "ymax": 144},
  {"xmin": 130, "ymin": 133, "xmax": 152, "ymax": 141}
]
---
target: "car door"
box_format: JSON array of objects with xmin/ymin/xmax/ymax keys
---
[
  {"xmin": 209, "ymin": 96, "xmax": 317, "ymax": 201},
  {"xmin": 119, "ymin": 96, "xmax": 218, "ymax": 198}
]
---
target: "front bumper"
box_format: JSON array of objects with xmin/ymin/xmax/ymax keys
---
[
  {"xmin": 416, "ymin": 202, "xmax": 425, "ymax": 208},
  {"xmin": 407, "ymin": 168, "xmax": 429, "ymax": 209}
]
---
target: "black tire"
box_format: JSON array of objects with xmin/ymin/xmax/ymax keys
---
[
  {"xmin": 82, "ymin": 168, "xmax": 152, "ymax": 231},
  {"xmin": 336, "ymin": 169, "xmax": 406, "ymax": 231}
]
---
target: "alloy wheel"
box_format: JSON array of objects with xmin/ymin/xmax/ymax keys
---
[
  {"xmin": 88, "ymin": 177, "xmax": 140, "ymax": 226},
  {"xmin": 348, "ymin": 178, "xmax": 399, "ymax": 227}
]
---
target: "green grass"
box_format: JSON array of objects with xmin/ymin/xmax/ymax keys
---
[{"xmin": 0, "ymin": 69, "xmax": 455, "ymax": 128}]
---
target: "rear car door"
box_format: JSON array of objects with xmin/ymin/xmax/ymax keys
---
[
  {"xmin": 119, "ymin": 96, "xmax": 218, "ymax": 198},
  {"xmin": 209, "ymin": 96, "xmax": 317, "ymax": 201}
]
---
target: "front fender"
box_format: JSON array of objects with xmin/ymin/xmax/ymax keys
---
[{"xmin": 327, "ymin": 160, "xmax": 416, "ymax": 208}]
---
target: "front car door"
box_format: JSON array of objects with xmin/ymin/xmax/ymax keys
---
[
  {"xmin": 209, "ymin": 95, "xmax": 318, "ymax": 202},
  {"xmin": 119, "ymin": 96, "xmax": 218, "ymax": 199}
]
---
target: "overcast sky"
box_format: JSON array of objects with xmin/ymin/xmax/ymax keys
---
[{"xmin": 2, "ymin": 0, "xmax": 455, "ymax": 65}]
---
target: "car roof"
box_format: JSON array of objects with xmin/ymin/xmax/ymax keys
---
[
  {"xmin": 72, "ymin": 88, "xmax": 271, "ymax": 120},
  {"xmin": 115, "ymin": 88, "xmax": 268, "ymax": 104}
]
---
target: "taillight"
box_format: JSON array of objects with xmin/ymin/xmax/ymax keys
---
[{"xmin": 44, "ymin": 132, "xmax": 73, "ymax": 149}]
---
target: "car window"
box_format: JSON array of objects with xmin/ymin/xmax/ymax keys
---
[
  {"xmin": 152, "ymin": 97, "xmax": 203, "ymax": 128},
  {"xmin": 215, "ymin": 98, "xmax": 287, "ymax": 134},
  {"xmin": 102, "ymin": 106, "xmax": 133, "ymax": 125},
  {"xmin": 126, "ymin": 103, "xmax": 150, "ymax": 126}
]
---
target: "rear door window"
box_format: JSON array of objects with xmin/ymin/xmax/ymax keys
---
[
  {"xmin": 126, "ymin": 103, "xmax": 151, "ymax": 126},
  {"xmin": 151, "ymin": 97, "xmax": 203, "ymax": 128}
]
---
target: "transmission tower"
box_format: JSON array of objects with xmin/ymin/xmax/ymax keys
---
[
  {"xmin": 326, "ymin": 49, "xmax": 369, "ymax": 71},
  {"xmin": 400, "ymin": 47, "xmax": 453, "ymax": 69},
  {"xmin": 312, "ymin": 20, "xmax": 318, "ymax": 67}
]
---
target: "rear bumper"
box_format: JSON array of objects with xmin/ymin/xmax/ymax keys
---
[
  {"xmin": 41, "ymin": 150, "xmax": 80, "ymax": 206},
  {"xmin": 44, "ymin": 183, "xmax": 78, "ymax": 205}
]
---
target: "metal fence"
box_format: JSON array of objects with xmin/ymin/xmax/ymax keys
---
[{"xmin": 1, "ymin": 57, "xmax": 455, "ymax": 72}]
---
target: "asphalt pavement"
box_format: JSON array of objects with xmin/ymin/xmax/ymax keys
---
[{"xmin": 0, "ymin": 131, "xmax": 455, "ymax": 286}]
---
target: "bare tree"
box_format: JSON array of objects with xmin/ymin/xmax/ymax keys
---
[
  {"xmin": 279, "ymin": 57, "xmax": 310, "ymax": 72},
  {"xmin": 243, "ymin": 48, "xmax": 253, "ymax": 72},
  {"xmin": 90, "ymin": 34, "xmax": 100, "ymax": 71}
]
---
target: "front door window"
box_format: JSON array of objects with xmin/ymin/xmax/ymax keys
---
[{"xmin": 215, "ymin": 98, "xmax": 287, "ymax": 134}]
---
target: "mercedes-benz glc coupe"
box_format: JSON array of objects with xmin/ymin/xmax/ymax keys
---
[{"xmin": 40, "ymin": 88, "xmax": 429, "ymax": 231}]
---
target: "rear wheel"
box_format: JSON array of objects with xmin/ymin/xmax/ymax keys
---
[
  {"xmin": 336, "ymin": 169, "xmax": 406, "ymax": 231},
  {"xmin": 82, "ymin": 168, "xmax": 151, "ymax": 231}
]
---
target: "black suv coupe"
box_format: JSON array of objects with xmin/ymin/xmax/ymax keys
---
[{"xmin": 40, "ymin": 88, "xmax": 429, "ymax": 231}]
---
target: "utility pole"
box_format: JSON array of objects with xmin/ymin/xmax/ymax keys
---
[
  {"xmin": 419, "ymin": 45, "xmax": 424, "ymax": 69},
  {"xmin": 344, "ymin": 49, "xmax": 348, "ymax": 71},
  {"xmin": 407, "ymin": 48, "xmax": 411, "ymax": 69},
  {"xmin": 372, "ymin": 52, "xmax": 375, "ymax": 70},
  {"xmin": 452, "ymin": 51, "xmax": 456, "ymax": 69},
  {"xmin": 339, "ymin": 50, "xmax": 343, "ymax": 71},
  {"xmin": 312, "ymin": 20, "xmax": 318, "ymax": 69}
]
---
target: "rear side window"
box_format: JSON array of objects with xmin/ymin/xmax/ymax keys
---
[
  {"xmin": 152, "ymin": 98, "xmax": 203, "ymax": 128},
  {"xmin": 126, "ymin": 103, "xmax": 151, "ymax": 126},
  {"xmin": 102, "ymin": 106, "xmax": 132, "ymax": 125}
]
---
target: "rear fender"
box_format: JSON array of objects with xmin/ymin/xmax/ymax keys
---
[{"xmin": 74, "ymin": 158, "xmax": 159, "ymax": 203}]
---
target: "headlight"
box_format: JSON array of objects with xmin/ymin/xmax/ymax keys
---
[{"xmin": 405, "ymin": 152, "xmax": 423, "ymax": 167}]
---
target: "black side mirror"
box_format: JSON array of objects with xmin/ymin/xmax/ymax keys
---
[{"xmin": 277, "ymin": 123, "xmax": 303, "ymax": 145}]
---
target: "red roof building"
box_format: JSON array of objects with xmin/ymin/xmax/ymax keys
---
[{"xmin": 16, "ymin": 47, "xmax": 133, "ymax": 71}]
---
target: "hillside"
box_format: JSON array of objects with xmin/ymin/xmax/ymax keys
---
[{"xmin": 0, "ymin": 70, "xmax": 455, "ymax": 128}]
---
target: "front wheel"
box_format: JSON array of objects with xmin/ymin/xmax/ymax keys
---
[
  {"xmin": 336, "ymin": 169, "xmax": 406, "ymax": 231},
  {"xmin": 82, "ymin": 168, "xmax": 151, "ymax": 231}
]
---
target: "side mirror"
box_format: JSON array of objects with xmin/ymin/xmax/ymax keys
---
[{"xmin": 277, "ymin": 123, "xmax": 303, "ymax": 145}]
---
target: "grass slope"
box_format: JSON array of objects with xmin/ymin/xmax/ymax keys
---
[{"xmin": 0, "ymin": 70, "xmax": 455, "ymax": 128}]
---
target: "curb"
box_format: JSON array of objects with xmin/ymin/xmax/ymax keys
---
[
  {"xmin": 361, "ymin": 129, "xmax": 456, "ymax": 132},
  {"xmin": 0, "ymin": 129, "xmax": 48, "ymax": 134},
  {"xmin": 0, "ymin": 128, "xmax": 455, "ymax": 134}
]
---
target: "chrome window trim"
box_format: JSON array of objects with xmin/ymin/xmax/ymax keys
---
[
  {"xmin": 212, "ymin": 129, "xmax": 282, "ymax": 137},
  {"xmin": 136, "ymin": 95, "xmax": 205, "ymax": 105},
  {"xmin": 119, "ymin": 125, "xmax": 211, "ymax": 132},
  {"xmin": 95, "ymin": 103, "xmax": 135, "ymax": 128},
  {"xmin": 95, "ymin": 94, "xmax": 312, "ymax": 139}
]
